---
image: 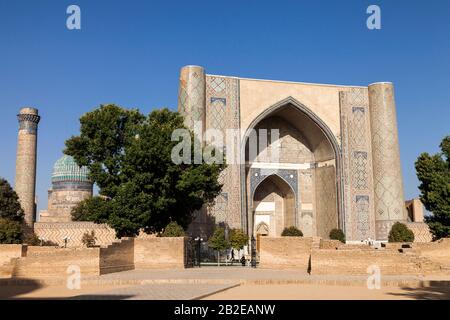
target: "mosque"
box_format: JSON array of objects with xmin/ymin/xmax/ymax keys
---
[{"xmin": 12, "ymin": 66, "xmax": 431, "ymax": 246}]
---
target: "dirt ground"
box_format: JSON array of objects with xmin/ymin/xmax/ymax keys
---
[{"xmin": 203, "ymin": 284, "xmax": 450, "ymax": 300}]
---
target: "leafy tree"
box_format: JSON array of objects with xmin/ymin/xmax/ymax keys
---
[
  {"xmin": 415, "ymin": 136, "xmax": 450, "ymax": 240},
  {"xmin": 388, "ymin": 222, "xmax": 415, "ymax": 243},
  {"xmin": 71, "ymin": 196, "xmax": 110, "ymax": 222},
  {"xmin": 229, "ymin": 228, "xmax": 249, "ymax": 250},
  {"xmin": 0, "ymin": 218, "xmax": 22, "ymax": 244},
  {"xmin": 0, "ymin": 178, "xmax": 24, "ymax": 222},
  {"xmin": 281, "ymin": 226, "xmax": 303, "ymax": 237},
  {"xmin": 161, "ymin": 221, "xmax": 185, "ymax": 237},
  {"xmin": 208, "ymin": 227, "xmax": 230, "ymax": 266},
  {"xmin": 65, "ymin": 105, "xmax": 224, "ymax": 237},
  {"xmin": 329, "ymin": 229, "xmax": 346, "ymax": 243}
]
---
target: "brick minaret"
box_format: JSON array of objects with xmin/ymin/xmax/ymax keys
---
[{"xmin": 15, "ymin": 107, "xmax": 41, "ymax": 232}]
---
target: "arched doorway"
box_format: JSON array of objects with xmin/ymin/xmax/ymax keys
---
[
  {"xmin": 242, "ymin": 97, "xmax": 343, "ymax": 239},
  {"xmin": 253, "ymin": 174, "xmax": 296, "ymax": 237}
]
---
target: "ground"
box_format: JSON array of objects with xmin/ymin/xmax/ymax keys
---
[{"xmin": 1, "ymin": 267, "xmax": 449, "ymax": 300}]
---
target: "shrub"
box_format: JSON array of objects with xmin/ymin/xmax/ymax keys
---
[
  {"xmin": 161, "ymin": 221, "xmax": 185, "ymax": 237},
  {"xmin": 329, "ymin": 229, "xmax": 346, "ymax": 243},
  {"xmin": 388, "ymin": 222, "xmax": 415, "ymax": 243},
  {"xmin": 281, "ymin": 226, "xmax": 303, "ymax": 237},
  {"xmin": 81, "ymin": 230, "xmax": 97, "ymax": 247},
  {"xmin": 0, "ymin": 218, "xmax": 22, "ymax": 244}
]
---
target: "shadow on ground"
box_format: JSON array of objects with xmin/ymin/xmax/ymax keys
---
[
  {"xmin": 0, "ymin": 278, "xmax": 43, "ymax": 299},
  {"xmin": 388, "ymin": 281, "xmax": 450, "ymax": 300}
]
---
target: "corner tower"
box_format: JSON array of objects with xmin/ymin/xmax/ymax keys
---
[
  {"xmin": 15, "ymin": 107, "xmax": 41, "ymax": 231},
  {"xmin": 368, "ymin": 83, "xmax": 407, "ymax": 240}
]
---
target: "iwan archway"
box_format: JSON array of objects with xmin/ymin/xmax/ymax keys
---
[{"xmin": 242, "ymin": 97, "xmax": 344, "ymax": 239}]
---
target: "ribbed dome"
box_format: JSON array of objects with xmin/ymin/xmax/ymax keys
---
[{"xmin": 52, "ymin": 155, "xmax": 91, "ymax": 183}]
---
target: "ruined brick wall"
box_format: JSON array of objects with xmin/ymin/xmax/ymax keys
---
[
  {"xmin": 100, "ymin": 238, "xmax": 135, "ymax": 274},
  {"xmin": 259, "ymin": 237, "xmax": 312, "ymax": 270}
]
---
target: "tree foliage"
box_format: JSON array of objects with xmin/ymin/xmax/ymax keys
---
[
  {"xmin": 329, "ymin": 229, "xmax": 346, "ymax": 243},
  {"xmin": 65, "ymin": 105, "xmax": 224, "ymax": 237},
  {"xmin": 415, "ymin": 136, "xmax": 450, "ymax": 240},
  {"xmin": 388, "ymin": 222, "xmax": 415, "ymax": 243},
  {"xmin": 0, "ymin": 218, "xmax": 22, "ymax": 244},
  {"xmin": 161, "ymin": 221, "xmax": 185, "ymax": 237},
  {"xmin": 81, "ymin": 231, "xmax": 97, "ymax": 247},
  {"xmin": 208, "ymin": 227, "xmax": 230, "ymax": 252},
  {"xmin": 281, "ymin": 226, "xmax": 303, "ymax": 237},
  {"xmin": 229, "ymin": 228, "xmax": 249, "ymax": 250},
  {"xmin": 0, "ymin": 178, "xmax": 24, "ymax": 222}
]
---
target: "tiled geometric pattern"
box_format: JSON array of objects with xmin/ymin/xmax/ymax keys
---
[
  {"xmin": 178, "ymin": 67, "xmax": 205, "ymax": 129},
  {"xmin": 368, "ymin": 84, "xmax": 406, "ymax": 239},
  {"xmin": 204, "ymin": 75, "xmax": 242, "ymax": 229},
  {"xmin": 340, "ymin": 88, "xmax": 376, "ymax": 240}
]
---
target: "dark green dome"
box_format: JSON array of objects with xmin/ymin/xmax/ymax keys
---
[{"xmin": 52, "ymin": 155, "xmax": 91, "ymax": 183}]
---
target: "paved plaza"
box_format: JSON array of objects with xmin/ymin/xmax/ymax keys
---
[{"xmin": 1, "ymin": 267, "xmax": 450, "ymax": 300}]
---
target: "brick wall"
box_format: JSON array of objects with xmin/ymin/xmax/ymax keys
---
[
  {"xmin": 134, "ymin": 237, "xmax": 188, "ymax": 269},
  {"xmin": 310, "ymin": 249, "xmax": 422, "ymax": 275},
  {"xmin": 0, "ymin": 244, "xmax": 26, "ymax": 265},
  {"xmin": 259, "ymin": 237, "xmax": 312, "ymax": 271},
  {"xmin": 413, "ymin": 238, "xmax": 450, "ymax": 268},
  {"xmin": 100, "ymin": 238, "xmax": 135, "ymax": 274}
]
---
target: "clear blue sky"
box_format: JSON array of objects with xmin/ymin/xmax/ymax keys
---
[{"xmin": 0, "ymin": 0, "xmax": 449, "ymax": 212}]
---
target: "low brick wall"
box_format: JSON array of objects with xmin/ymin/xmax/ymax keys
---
[
  {"xmin": 134, "ymin": 237, "xmax": 188, "ymax": 269},
  {"xmin": 413, "ymin": 238, "xmax": 450, "ymax": 268},
  {"xmin": 34, "ymin": 222, "xmax": 117, "ymax": 247},
  {"xmin": 12, "ymin": 246, "xmax": 101, "ymax": 278},
  {"xmin": 319, "ymin": 239, "xmax": 343, "ymax": 250},
  {"xmin": 310, "ymin": 249, "xmax": 422, "ymax": 275},
  {"xmin": 100, "ymin": 238, "xmax": 135, "ymax": 274},
  {"xmin": 0, "ymin": 244, "xmax": 26, "ymax": 266},
  {"xmin": 259, "ymin": 237, "xmax": 312, "ymax": 271}
]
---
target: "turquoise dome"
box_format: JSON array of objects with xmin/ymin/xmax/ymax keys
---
[{"xmin": 52, "ymin": 155, "xmax": 91, "ymax": 183}]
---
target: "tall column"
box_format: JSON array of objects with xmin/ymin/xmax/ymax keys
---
[
  {"xmin": 15, "ymin": 107, "xmax": 40, "ymax": 232},
  {"xmin": 178, "ymin": 65, "xmax": 206, "ymax": 139},
  {"xmin": 368, "ymin": 83, "xmax": 406, "ymax": 240}
]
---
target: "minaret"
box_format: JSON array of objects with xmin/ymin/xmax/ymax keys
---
[
  {"xmin": 368, "ymin": 83, "xmax": 406, "ymax": 240},
  {"xmin": 15, "ymin": 107, "xmax": 40, "ymax": 232}
]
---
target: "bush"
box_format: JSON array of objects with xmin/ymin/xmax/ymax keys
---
[
  {"xmin": 388, "ymin": 222, "xmax": 415, "ymax": 243},
  {"xmin": 281, "ymin": 226, "xmax": 303, "ymax": 237},
  {"xmin": 0, "ymin": 218, "xmax": 22, "ymax": 244},
  {"xmin": 161, "ymin": 221, "xmax": 185, "ymax": 237},
  {"xmin": 329, "ymin": 229, "xmax": 346, "ymax": 243},
  {"xmin": 81, "ymin": 230, "xmax": 97, "ymax": 247}
]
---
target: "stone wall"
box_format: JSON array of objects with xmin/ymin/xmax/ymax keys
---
[
  {"xmin": 413, "ymin": 238, "xmax": 450, "ymax": 268},
  {"xmin": 12, "ymin": 246, "xmax": 101, "ymax": 278},
  {"xmin": 259, "ymin": 237, "xmax": 312, "ymax": 270},
  {"xmin": 0, "ymin": 244, "xmax": 26, "ymax": 266},
  {"xmin": 134, "ymin": 237, "xmax": 188, "ymax": 269},
  {"xmin": 100, "ymin": 238, "xmax": 135, "ymax": 275},
  {"xmin": 310, "ymin": 249, "xmax": 422, "ymax": 275},
  {"xmin": 34, "ymin": 222, "xmax": 117, "ymax": 247}
]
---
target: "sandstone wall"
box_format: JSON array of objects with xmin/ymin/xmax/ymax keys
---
[
  {"xmin": 310, "ymin": 249, "xmax": 422, "ymax": 275},
  {"xmin": 259, "ymin": 237, "xmax": 312, "ymax": 270},
  {"xmin": 100, "ymin": 238, "xmax": 135, "ymax": 274},
  {"xmin": 134, "ymin": 237, "xmax": 188, "ymax": 269},
  {"xmin": 0, "ymin": 244, "xmax": 26, "ymax": 265},
  {"xmin": 34, "ymin": 222, "xmax": 117, "ymax": 247}
]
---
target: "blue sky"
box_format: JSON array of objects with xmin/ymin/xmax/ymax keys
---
[{"xmin": 0, "ymin": 0, "xmax": 449, "ymax": 212}]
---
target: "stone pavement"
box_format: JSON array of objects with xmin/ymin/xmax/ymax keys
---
[{"xmin": 71, "ymin": 283, "xmax": 239, "ymax": 300}]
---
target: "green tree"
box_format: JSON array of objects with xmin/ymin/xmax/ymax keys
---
[
  {"xmin": 388, "ymin": 222, "xmax": 415, "ymax": 243},
  {"xmin": 65, "ymin": 105, "xmax": 224, "ymax": 237},
  {"xmin": 229, "ymin": 228, "xmax": 249, "ymax": 250},
  {"xmin": 281, "ymin": 226, "xmax": 303, "ymax": 237},
  {"xmin": 0, "ymin": 218, "xmax": 22, "ymax": 244},
  {"xmin": 81, "ymin": 231, "xmax": 97, "ymax": 247},
  {"xmin": 71, "ymin": 196, "xmax": 110, "ymax": 222},
  {"xmin": 0, "ymin": 178, "xmax": 24, "ymax": 222},
  {"xmin": 208, "ymin": 227, "xmax": 230, "ymax": 266},
  {"xmin": 415, "ymin": 136, "xmax": 450, "ymax": 240},
  {"xmin": 161, "ymin": 221, "xmax": 185, "ymax": 237}
]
